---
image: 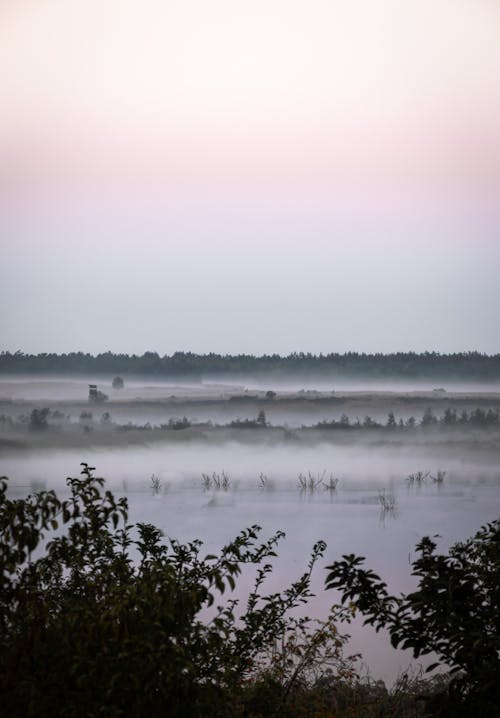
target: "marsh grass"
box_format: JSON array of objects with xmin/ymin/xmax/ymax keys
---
[
  {"xmin": 406, "ymin": 470, "xmax": 446, "ymax": 488},
  {"xmin": 298, "ymin": 471, "xmax": 325, "ymax": 492},
  {"xmin": 297, "ymin": 471, "xmax": 340, "ymax": 493},
  {"xmin": 378, "ymin": 490, "xmax": 398, "ymax": 518},
  {"xmin": 323, "ymin": 475, "xmax": 340, "ymax": 492},
  {"xmin": 406, "ymin": 471, "xmax": 429, "ymax": 487},
  {"xmin": 201, "ymin": 471, "xmax": 231, "ymax": 491},
  {"xmin": 150, "ymin": 473, "xmax": 162, "ymax": 494},
  {"xmin": 431, "ymin": 470, "xmax": 446, "ymax": 485}
]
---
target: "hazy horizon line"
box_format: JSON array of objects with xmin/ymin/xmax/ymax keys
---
[{"xmin": 2, "ymin": 349, "xmax": 499, "ymax": 359}]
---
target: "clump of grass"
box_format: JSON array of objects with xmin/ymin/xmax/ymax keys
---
[
  {"xmin": 201, "ymin": 471, "xmax": 231, "ymax": 491},
  {"xmin": 406, "ymin": 471, "xmax": 429, "ymax": 487},
  {"xmin": 150, "ymin": 473, "xmax": 162, "ymax": 494},
  {"xmin": 431, "ymin": 470, "xmax": 446, "ymax": 485},
  {"xmin": 378, "ymin": 490, "xmax": 397, "ymax": 513},
  {"xmin": 298, "ymin": 471, "xmax": 325, "ymax": 492},
  {"xmin": 323, "ymin": 475, "xmax": 340, "ymax": 492},
  {"xmin": 214, "ymin": 471, "xmax": 231, "ymax": 490}
]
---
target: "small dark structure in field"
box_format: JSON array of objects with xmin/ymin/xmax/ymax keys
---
[{"xmin": 88, "ymin": 384, "xmax": 108, "ymax": 403}]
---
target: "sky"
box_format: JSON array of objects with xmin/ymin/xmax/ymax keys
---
[{"xmin": 1, "ymin": 0, "xmax": 499, "ymax": 355}]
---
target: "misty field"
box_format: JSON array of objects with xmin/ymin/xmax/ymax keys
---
[{"xmin": 1, "ymin": 375, "xmax": 500, "ymax": 686}]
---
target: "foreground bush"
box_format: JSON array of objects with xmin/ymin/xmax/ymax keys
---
[
  {"xmin": 325, "ymin": 518, "xmax": 500, "ymax": 716},
  {"xmin": 0, "ymin": 464, "xmax": 356, "ymax": 718}
]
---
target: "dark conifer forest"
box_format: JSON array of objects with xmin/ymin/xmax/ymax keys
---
[{"xmin": 1, "ymin": 350, "xmax": 499, "ymax": 380}]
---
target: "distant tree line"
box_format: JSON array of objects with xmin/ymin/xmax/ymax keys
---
[
  {"xmin": 1, "ymin": 350, "xmax": 500, "ymax": 379},
  {"xmin": 1, "ymin": 406, "xmax": 498, "ymax": 435},
  {"xmin": 315, "ymin": 407, "xmax": 500, "ymax": 430}
]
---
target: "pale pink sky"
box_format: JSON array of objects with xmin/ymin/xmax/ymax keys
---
[
  {"xmin": 1, "ymin": 0, "xmax": 499, "ymax": 354},
  {"xmin": 2, "ymin": 0, "xmax": 500, "ymax": 193}
]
